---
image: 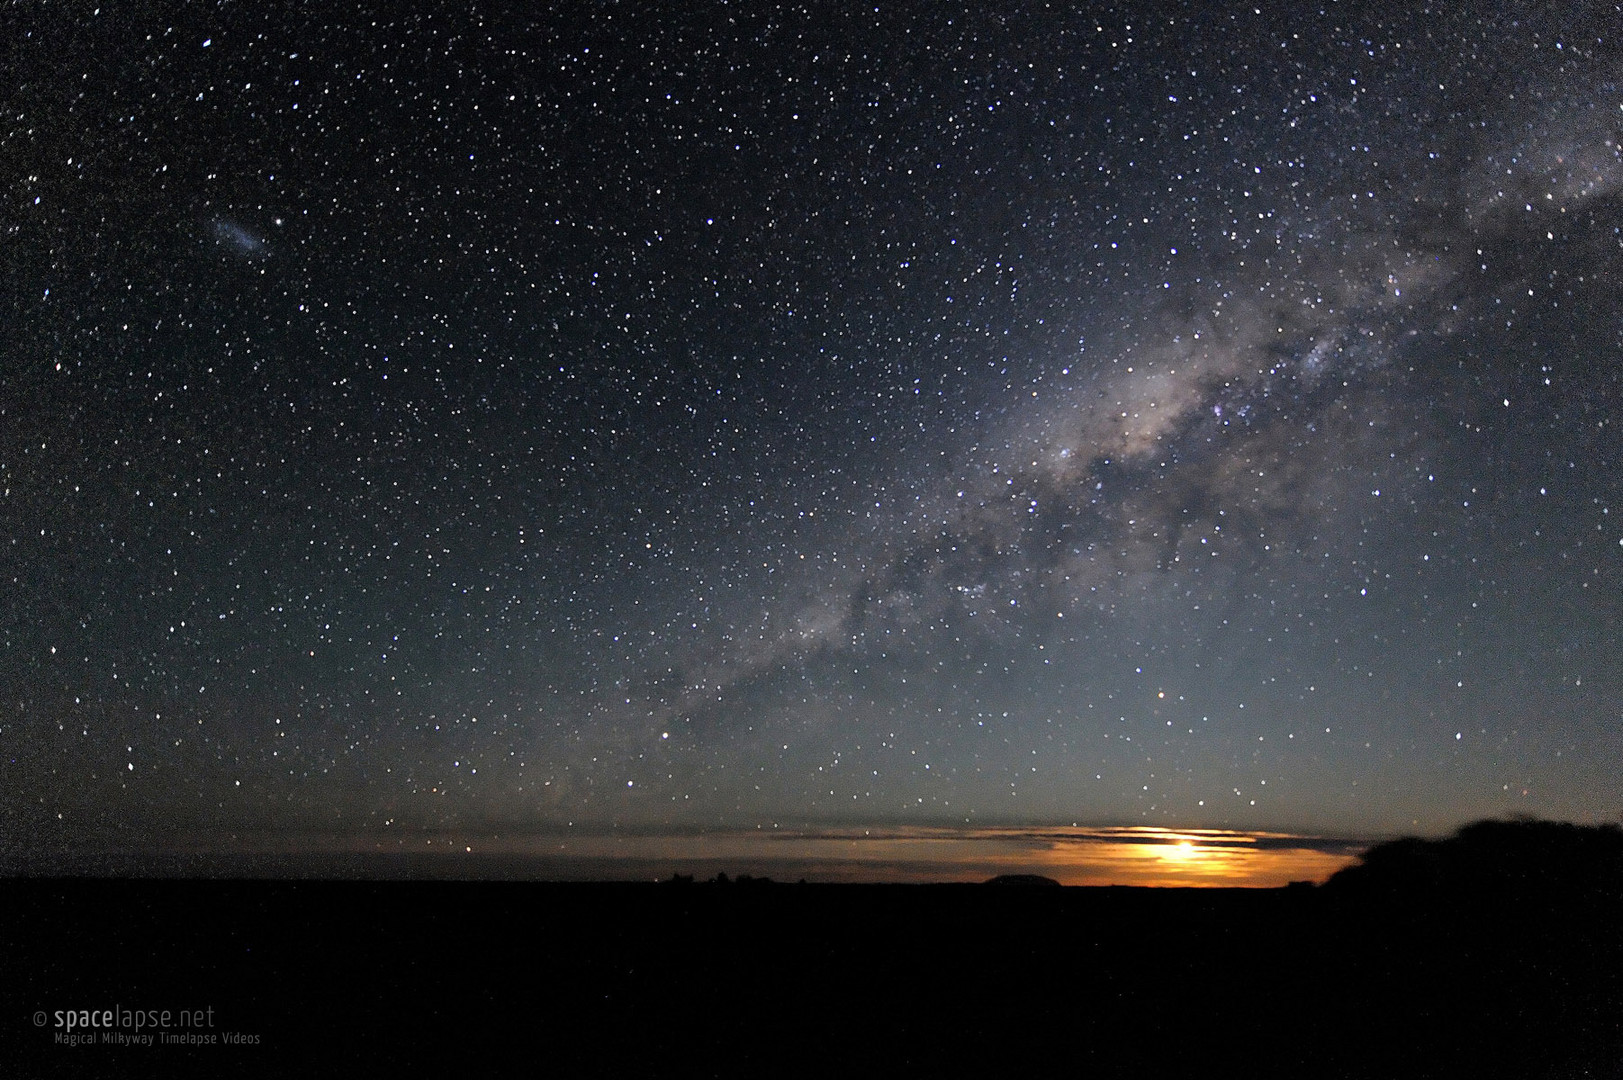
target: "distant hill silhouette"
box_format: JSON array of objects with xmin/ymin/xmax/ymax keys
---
[
  {"xmin": 1325, "ymin": 817, "xmax": 1623, "ymax": 902},
  {"xmin": 984, "ymin": 873, "xmax": 1061, "ymax": 887}
]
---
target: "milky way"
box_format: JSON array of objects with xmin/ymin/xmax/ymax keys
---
[{"xmin": 4, "ymin": 3, "xmax": 1621, "ymax": 856}]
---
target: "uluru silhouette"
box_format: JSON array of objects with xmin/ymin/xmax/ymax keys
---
[{"xmin": 984, "ymin": 873, "xmax": 1062, "ymax": 887}]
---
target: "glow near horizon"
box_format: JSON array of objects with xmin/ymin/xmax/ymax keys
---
[{"xmin": 151, "ymin": 825, "xmax": 1364, "ymax": 887}]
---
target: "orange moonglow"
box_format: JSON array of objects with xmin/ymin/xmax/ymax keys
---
[{"xmin": 1012, "ymin": 826, "xmax": 1363, "ymax": 887}]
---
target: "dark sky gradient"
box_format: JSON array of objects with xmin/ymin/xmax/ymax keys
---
[{"xmin": 4, "ymin": 1, "xmax": 1621, "ymax": 867}]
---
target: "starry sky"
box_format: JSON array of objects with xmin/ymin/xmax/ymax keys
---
[{"xmin": 4, "ymin": 1, "xmax": 1622, "ymax": 873}]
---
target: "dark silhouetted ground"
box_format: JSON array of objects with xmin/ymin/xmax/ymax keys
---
[{"xmin": 6, "ymin": 819, "xmax": 1621, "ymax": 1077}]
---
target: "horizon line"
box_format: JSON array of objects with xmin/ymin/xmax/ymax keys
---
[{"xmin": 5, "ymin": 823, "xmax": 1377, "ymax": 887}]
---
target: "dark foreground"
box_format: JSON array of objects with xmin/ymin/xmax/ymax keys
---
[{"xmin": 6, "ymin": 871, "xmax": 1621, "ymax": 1078}]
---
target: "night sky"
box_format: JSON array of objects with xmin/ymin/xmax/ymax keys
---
[{"xmin": 5, "ymin": 2, "xmax": 1621, "ymax": 875}]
